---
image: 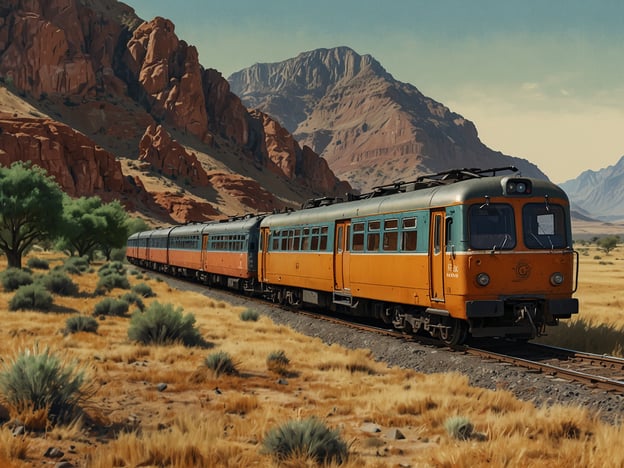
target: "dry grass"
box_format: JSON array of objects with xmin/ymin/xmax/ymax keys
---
[
  {"xmin": 0, "ymin": 250, "xmax": 622, "ymax": 466},
  {"xmin": 537, "ymin": 244, "xmax": 624, "ymax": 355}
]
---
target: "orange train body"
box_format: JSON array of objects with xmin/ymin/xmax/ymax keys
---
[{"xmin": 127, "ymin": 168, "xmax": 579, "ymax": 344}]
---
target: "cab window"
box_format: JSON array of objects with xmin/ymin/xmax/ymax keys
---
[
  {"xmin": 523, "ymin": 204, "xmax": 567, "ymax": 249},
  {"xmin": 469, "ymin": 204, "xmax": 516, "ymax": 250}
]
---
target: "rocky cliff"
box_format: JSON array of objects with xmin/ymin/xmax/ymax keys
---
[
  {"xmin": 229, "ymin": 47, "xmax": 548, "ymax": 192},
  {"xmin": 0, "ymin": 117, "xmax": 141, "ymax": 201},
  {"xmin": 0, "ymin": 0, "xmax": 349, "ymax": 223}
]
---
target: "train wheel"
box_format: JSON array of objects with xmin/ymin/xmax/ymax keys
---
[{"xmin": 439, "ymin": 319, "xmax": 468, "ymax": 346}]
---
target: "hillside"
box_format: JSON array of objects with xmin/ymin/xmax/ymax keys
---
[
  {"xmin": 229, "ymin": 47, "xmax": 548, "ymax": 192},
  {"xmin": 0, "ymin": 0, "xmax": 349, "ymax": 224}
]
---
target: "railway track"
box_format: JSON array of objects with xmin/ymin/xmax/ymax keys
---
[
  {"xmin": 291, "ymin": 308, "xmax": 624, "ymax": 392},
  {"xmin": 143, "ymin": 270, "xmax": 624, "ymax": 393},
  {"xmin": 466, "ymin": 341, "xmax": 624, "ymax": 392}
]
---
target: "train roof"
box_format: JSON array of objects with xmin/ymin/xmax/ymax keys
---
[
  {"xmin": 202, "ymin": 215, "xmax": 265, "ymax": 234},
  {"xmin": 127, "ymin": 215, "xmax": 265, "ymax": 240},
  {"xmin": 261, "ymin": 171, "xmax": 569, "ymax": 228}
]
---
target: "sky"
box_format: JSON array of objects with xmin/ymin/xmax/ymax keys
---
[{"xmin": 125, "ymin": 0, "xmax": 624, "ymax": 183}]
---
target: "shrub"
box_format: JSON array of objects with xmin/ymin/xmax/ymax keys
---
[
  {"xmin": 0, "ymin": 346, "xmax": 86, "ymax": 426},
  {"xmin": 9, "ymin": 284, "xmax": 53, "ymax": 311},
  {"xmin": 444, "ymin": 416, "xmax": 474, "ymax": 440},
  {"xmin": 261, "ymin": 417, "xmax": 348, "ymax": 464},
  {"xmin": 26, "ymin": 257, "xmax": 49, "ymax": 270},
  {"xmin": 65, "ymin": 315, "xmax": 99, "ymax": 334},
  {"xmin": 120, "ymin": 292, "xmax": 145, "ymax": 311},
  {"xmin": 204, "ymin": 351, "xmax": 238, "ymax": 376},
  {"xmin": 37, "ymin": 271, "xmax": 79, "ymax": 296},
  {"xmin": 128, "ymin": 301, "xmax": 203, "ymax": 346},
  {"xmin": 266, "ymin": 350, "xmax": 290, "ymax": 375},
  {"xmin": 93, "ymin": 297, "xmax": 129, "ymax": 317},
  {"xmin": 109, "ymin": 248, "xmax": 127, "ymax": 262},
  {"xmin": 63, "ymin": 256, "xmax": 90, "ymax": 275},
  {"xmin": 95, "ymin": 273, "xmax": 130, "ymax": 294},
  {"xmin": 239, "ymin": 309, "xmax": 259, "ymax": 322},
  {"xmin": 98, "ymin": 261, "xmax": 126, "ymax": 277},
  {"xmin": 0, "ymin": 268, "xmax": 34, "ymax": 292},
  {"xmin": 131, "ymin": 282, "xmax": 155, "ymax": 298}
]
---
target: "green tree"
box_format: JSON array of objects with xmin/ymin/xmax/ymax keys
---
[
  {"xmin": 0, "ymin": 162, "xmax": 64, "ymax": 268},
  {"xmin": 98, "ymin": 200, "xmax": 131, "ymax": 260},
  {"xmin": 58, "ymin": 196, "xmax": 129, "ymax": 260},
  {"xmin": 126, "ymin": 216, "xmax": 150, "ymax": 237},
  {"xmin": 597, "ymin": 235, "xmax": 618, "ymax": 255}
]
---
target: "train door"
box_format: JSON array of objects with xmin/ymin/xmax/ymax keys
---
[
  {"xmin": 201, "ymin": 234, "xmax": 209, "ymax": 270},
  {"xmin": 260, "ymin": 227, "xmax": 270, "ymax": 282},
  {"xmin": 429, "ymin": 210, "xmax": 446, "ymax": 302},
  {"xmin": 334, "ymin": 220, "xmax": 351, "ymax": 291}
]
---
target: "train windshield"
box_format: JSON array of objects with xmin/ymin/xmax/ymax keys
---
[
  {"xmin": 469, "ymin": 204, "xmax": 516, "ymax": 250},
  {"xmin": 522, "ymin": 203, "xmax": 567, "ymax": 249}
]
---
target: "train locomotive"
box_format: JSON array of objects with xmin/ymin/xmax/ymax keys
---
[{"xmin": 126, "ymin": 167, "xmax": 579, "ymax": 345}]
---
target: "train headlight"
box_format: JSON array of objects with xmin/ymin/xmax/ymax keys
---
[
  {"xmin": 476, "ymin": 272, "xmax": 490, "ymax": 287},
  {"xmin": 550, "ymin": 272, "xmax": 564, "ymax": 286},
  {"xmin": 504, "ymin": 178, "xmax": 532, "ymax": 195}
]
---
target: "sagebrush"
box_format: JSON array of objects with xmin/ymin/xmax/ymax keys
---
[{"xmin": 128, "ymin": 301, "xmax": 203, "ymax": 346}]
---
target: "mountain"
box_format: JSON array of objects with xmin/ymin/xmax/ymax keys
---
[
  {"xmin": 0, "ymin": 0, "xmax": 349, "ymax": 224},
  {"xmin": 229, "ymin": 47, "xmax": 548, "ymax": 192},
  {"xmin": 560, "ymin": 156, "xmax": 624, "ymax": 222}
]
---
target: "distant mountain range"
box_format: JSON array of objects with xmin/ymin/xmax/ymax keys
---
[
  {"xmin": 229, "ymin": 47, "xmax": 547, "ymax": 192},
  {"xmin": 561, "ymin": 156, "xmax": 624, "ymax": 222}
]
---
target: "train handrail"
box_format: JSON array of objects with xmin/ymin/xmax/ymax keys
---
[{"xmin": 572, "ymin": 248, "xmax": 580, "ymax": 293}]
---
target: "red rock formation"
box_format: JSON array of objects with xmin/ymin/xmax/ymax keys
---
[
  {"xmin": 139, "ymin": 123, "xmax": 209, "ymax": 186},
  {"xmin": 250, "ymin": 110, "xmax": 352, "ymax": 196},
  {"xmin": 202, "ymin": 68, "xmax": 249, "ymax": 147},
  {"xmin": 125, "ymin": 18, "xmax": 209, "ymax": 141},
  {"xmin": 0, "ymin": 0, "xmax": 139, "ymax": 99},
  {"xmin": 208, "ymin": 173, "xmax": 283, "ymax": 212},
  {"xmin": 151, "ymin": 192, "xmax": 220, "ymax": 223},
  {"xmin": 0, "ymin": 118, "xmax": 144, "ymax": 203},
  {"xmin": 0, "ymin": 2, "xmax": 352, "ymax": 223}
]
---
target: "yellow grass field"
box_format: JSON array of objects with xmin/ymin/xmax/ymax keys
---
[
  {"xmin": 537, "ymin": 244, "xmax": 624, "ymax": 354},
  {"xmin": 0, "ymin": 249, "xmax": 622, "ymax": 467}
]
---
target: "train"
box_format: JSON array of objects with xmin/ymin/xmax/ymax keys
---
[{"xmin": 126, "ymin": 167, "xmax": 579, "ymax": 345}]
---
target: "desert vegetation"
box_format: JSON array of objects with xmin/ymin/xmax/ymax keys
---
[
  {"xmin": 0, "ymin": 249, "xmax": 622, "ymax": 466},
  {"xmin": 537, "ymin": 241, "xmax": 624, "ymax": 355}
]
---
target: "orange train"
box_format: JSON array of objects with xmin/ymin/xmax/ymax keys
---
[{"xmin": 126, "ymin": 167, "xmax": 579, "ymax": 344}]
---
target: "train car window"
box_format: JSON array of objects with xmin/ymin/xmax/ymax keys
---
[
  {"xmin": 272, "ymin": 234, "xmax": 279, "ymax": 251},
  {"xmin": 286, "ymin": 230, "xmax": 294, "ymax": 251},
  {"xmin": 310, "ymin": 227, "xmax": 320, "ymax": 250},
  {"xmin": 345, "ymin": 225, "xmax": 351, "ymax": 251},
  {"xmin": 523, "ymin": 204, "xmax": 567, "ymax": 249},
  {"xmin": 469, "ymin": 204, "xmax": 516, "ymax": 250},
  {"xmin": 367, "ymin": 221, "xmax": 380, "ymax": 251},
  {"xmin": 320, "ymin": 226, "xmax": 329, "ymax": 251},
  {"xmin": 301, "ymin": 227, "xmax": 310, "ymax": 250},
  {"xmin": 337, "ymin": 226, "xmax": 344, "ymax": 253},
  {"xmin": 383, "ymin": 219, "xmax": 398, "ymax": 251},
  {"xmin": 433, "ymin": 216, "xmax": 441, "ymax": 254},
  {"xmin": 293, "ymin": 229, "xmax": 301, "ymax": 251},
  {"xmin": 402, "ymin": 217, "xmax": 418, "ymax": 251},
  {"xmin": 352, "ymin": 222, "xmax": 365, "ymax": 251}
]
